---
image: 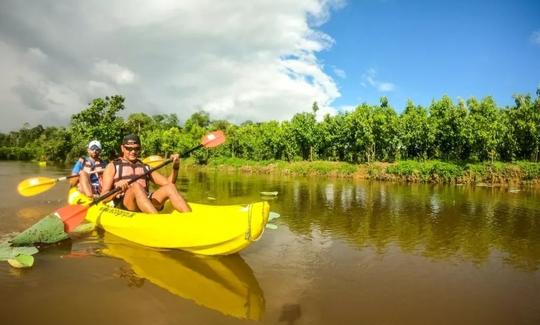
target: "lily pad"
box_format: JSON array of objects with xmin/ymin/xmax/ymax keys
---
[
  {"xmin": 0, "ymin": 241, "xmax": 39, "ymax": 261},
  {"xmin": 8, "ymin": 254, "xmax": 35, "ymax": 268}
]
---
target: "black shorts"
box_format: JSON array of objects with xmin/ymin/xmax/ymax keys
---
[{"xmin": 113, "ymin": 191, "xmax": 162, "ymax": 211}]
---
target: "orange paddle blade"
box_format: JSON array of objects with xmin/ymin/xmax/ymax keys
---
[
  {"xmin": 201, "ymin": 130, "xmax": 226, "ymax": 148},
  {"xmin": 56, "ymin": 204, "xmax": 89, "ymax": 233}
]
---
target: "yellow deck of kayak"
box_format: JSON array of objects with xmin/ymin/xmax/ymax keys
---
[{"xmin": 68, "ymin": 189, "xmax": 270, "ymax": 255}]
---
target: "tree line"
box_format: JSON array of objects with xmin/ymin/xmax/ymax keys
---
[{"xmin": 1, "ymin": 91, "xmax": 539, "ymax": 165}]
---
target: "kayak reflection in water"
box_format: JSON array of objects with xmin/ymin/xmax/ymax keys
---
[
  {"xmin": 103, "ymin": 233, "xmax": 265, "ymax": 320},
  {"xmin": 100, "ymin": 134, "xmax": 191, "ymax": 213}
]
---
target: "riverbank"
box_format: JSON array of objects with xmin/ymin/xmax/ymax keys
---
[{"xmin": 185, "ymin": 157, "xmax": 540, "ymax": 186}]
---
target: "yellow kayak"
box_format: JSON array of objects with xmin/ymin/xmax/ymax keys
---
[
  {"xmin": 68, "ymin": 189, "xmax": 270, "ymax": 255},
  {"xmin": 102, "ymin": 233, "xmax": 265, "ymax": 320}
]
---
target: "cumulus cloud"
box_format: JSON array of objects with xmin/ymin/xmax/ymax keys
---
[
  {"xmin": 361, "ymin": 68, "xmax": 396, "ymax": 92},
  {"xmin": 332, "ymin": 66, "xmax": 346, "ymax": 78},
  {"xmin": 93, "ymin": 60, "xmax": 136, "ymax": 85},
  {"xmin": 531, "ymin": 29, "xmax": 540, "ymax": 45},
  {"xmin": 0, "ymin": 0, "xmax": 343, "ymax": 131}
]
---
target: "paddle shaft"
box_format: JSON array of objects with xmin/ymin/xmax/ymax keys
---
[
  {"xmin": 64, "ymin": 169, "xmax": 102, "ymax": 180},
  {"xmin": 94, "ymin": 144, "xmax": 203, "ymax": 205}
]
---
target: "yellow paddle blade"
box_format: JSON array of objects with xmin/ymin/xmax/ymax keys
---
[
  {"xmin": 142, "ymin": 155, "xmax": 164, "ymax": 168},
  {"xmin": 17, "ymin": 177, "xmax": 57, "ymax": 197}
]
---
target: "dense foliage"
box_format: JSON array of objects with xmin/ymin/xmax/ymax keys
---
[{"xmin": 1, "ymin": 91, "xmax": 539, "ymax": 166}]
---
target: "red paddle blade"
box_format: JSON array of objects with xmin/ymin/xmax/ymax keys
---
[
  {"xmin": 201, "ymin": 130, "xmax": 226, "ymax": 148},
  {"xmin": 56, "ymin": 204, "xmax": 89, "ymax": 233}
]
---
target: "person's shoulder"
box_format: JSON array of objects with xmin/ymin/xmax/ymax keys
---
[{"xmin": 72, "ymin": 157, "xmax": 84, "ymax": 166}]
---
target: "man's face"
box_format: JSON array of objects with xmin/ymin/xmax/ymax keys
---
[
  {"xmin": 122, "ymin": 143, "xmax": 141, "ymax": 162},
  {"xmin": 87, "ymin": 145, "xmax": 101, "ymax": 159}
]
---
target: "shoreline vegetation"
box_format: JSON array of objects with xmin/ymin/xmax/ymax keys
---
[
  {"xmin": 186, "ymin": 158, "xmax": 540, "ymax": 186},
  {"xmin": 1, "ymin": 92, "xmax": 540, "ymax": 188}
]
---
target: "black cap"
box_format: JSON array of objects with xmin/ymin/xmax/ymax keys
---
[{"xmin": 122, "ymin": 134, "xmax": 141, "ymax": 145}]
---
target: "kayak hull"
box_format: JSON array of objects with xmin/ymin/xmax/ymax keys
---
[{"xmin": 68, "ymin": 190, "xmax": 269, "ymax": 255}]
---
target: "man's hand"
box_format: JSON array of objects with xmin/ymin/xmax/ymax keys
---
[{"xmin": 115, "ymin": 179, "xmax": 130, "ymax": 192}]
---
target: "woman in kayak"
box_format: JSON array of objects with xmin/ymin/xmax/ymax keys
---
[{"xmin": 100, "ymin": 134, "xmax": 191, "ymax": 213}]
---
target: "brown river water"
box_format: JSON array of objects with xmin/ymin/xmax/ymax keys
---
[{"xmin": 1, "ymin": 161, "xmax": 540, "ymax": 324}]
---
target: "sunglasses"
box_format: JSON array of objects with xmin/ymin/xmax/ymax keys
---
[
  {"xmin": 89, "ymin": 145, "xmax": 102, "ymax": 152},
  {"xmin": 123, "ymin": 145, "xmax": 141, "ymax": 153}
]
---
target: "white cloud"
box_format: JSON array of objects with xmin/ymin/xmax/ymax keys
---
[
  {"xmin": 531, "ymin": 29, "xmax": 540, "ymax": 45},
  {"xmin": 0, "ymin": 0, "xmax": 344, "ymax": 131},
  {"xmin": 361, "ymin": 68, "xmax": 396, "ymax": 92},
  {"xmin": 333, "ymin": 66, "xmax": 346, "ymax": 78},
  {"xmin": 93, "ymin": 60, "xmax": 136, "ymax": 85},
  {"xmin": 26, "ymin": 47, "xmax": 48, "ymax": 62}
]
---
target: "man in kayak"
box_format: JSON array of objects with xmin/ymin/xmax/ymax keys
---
[
  {"xmin": 100, "ymin": 134, "xmax": 191, "ymax": 213},
  {"xmin": 70, "ymin": 140, "xmax": 107, "ymax": 198}
]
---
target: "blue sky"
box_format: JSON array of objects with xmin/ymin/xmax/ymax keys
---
[{"xmin": 318, "ymin": 0, "xmax": 540, "ymax": 111}]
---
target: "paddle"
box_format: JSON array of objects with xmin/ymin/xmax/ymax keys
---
[
  {"xmin": 59, "ymin": 130, "xmax": 226, "ymax": 232},
  {"xmin": 17, "ymin": 156, "xmax": 166, "ymax": 197}
]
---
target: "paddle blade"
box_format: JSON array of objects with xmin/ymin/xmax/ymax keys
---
[
  {"xmin": 142, "ymin": 155, "xmax": 165, "ymax": 168},
  {"xmin": 56, "ymin": 204, "xmax": 89, "ymax": 233},
  {"xmin": 201, "ymin": 130, "xmax": 226, "ymax": 148},
  {"xmin": 17, "ymin": 177, "xmax": 57, "ymax": 197}
]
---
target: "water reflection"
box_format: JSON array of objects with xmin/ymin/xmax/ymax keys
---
[
  {"xmin": 279, "ymin": 181, "xmax": 540, "ymax": 271},
  {"xmin": 101, "ymin": 233, "xmax": 265, "ymax": 320},
  {"xmin": 182, "ymin": 172, "xmax": 540, "ymax": 272}
]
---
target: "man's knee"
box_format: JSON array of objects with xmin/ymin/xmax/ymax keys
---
[
  {"xmin": 130, "ymin": 182, "xmax": 145, "ymax": 193},
  {"xmin": 163, "ymin": 183, "xmax": 177, "ymax": 193}
]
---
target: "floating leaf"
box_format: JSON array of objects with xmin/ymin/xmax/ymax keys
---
[
  {"xmin": 0, "ymin": 242, "xmax": 38, "ymax": 261},
  {"xmin": 70, "ymin": 223, "xmax": 96, "ymax": 235},
  {"xmin": 8, "ymin": 254, "xmax": 35, "ymax": 268},
  {"xmin": 0, "ymin": 242, "xmax": 13, "ymax": 260},
  {"xmin": 269, "ymin": 212, "xmax": 281, "ymax": 221},
  {"xmin": 260, "ymin": 191, "xmax": 278, "ymax": 196}
]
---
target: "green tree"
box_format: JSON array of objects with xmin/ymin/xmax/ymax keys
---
[
  {"xmin": 399, "ymin": 100, "xmax": 433, "ymax": 160},
  {"xmin": 125, "ymin": 113, "xmax": 156, "ymax": 135},
  {"xmin": 372, "ymin": 98, "xmax": 399, "ymax": 161},
  {"xmin": 348, "ymin": 104, "xmax": 375, "ymax": 162},
  {"xmin": 466, "ymin": 97, "xmax": 503, "ymax": 162},
  {"xmin": 509, "ymin": 94, "xmax": 540, "ymax": 161},
  {"xmin": 184, "ymin": 111, "xmax": 210, "ymax": 133},
  {"xmin": 318, "ymin": 113, "xmax": 351, "ymax": 161},
  {"xmin": 68, "ymin": 95, "xmax": 126, "ymax": 160},
  {"xmin": 152, "ymin": 113, "xmax": 180, "ymax": 130},
  {"xmin": 290, "ymin": 110, "xmax": 319, "ymax": 161},
  {"xmin": 428, "ymin": 96, "xmax": 469, "ymax": 160}
]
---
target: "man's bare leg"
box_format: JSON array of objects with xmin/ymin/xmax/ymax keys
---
[
  {"xmin": 78, "ymin": 171, "xmax": 94, "ymax": 197},
  {"xmin": 151, "ymin": 183, "xmax": 191, "ymax": 212},
  {"xmin": 122, "ymin": 183, "xmax": 157, "ymax": 213}
]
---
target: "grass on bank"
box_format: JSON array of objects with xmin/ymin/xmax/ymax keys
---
[{"xmin": 185, "ymin": 157, "xmax": 540, "ymax": 185}]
